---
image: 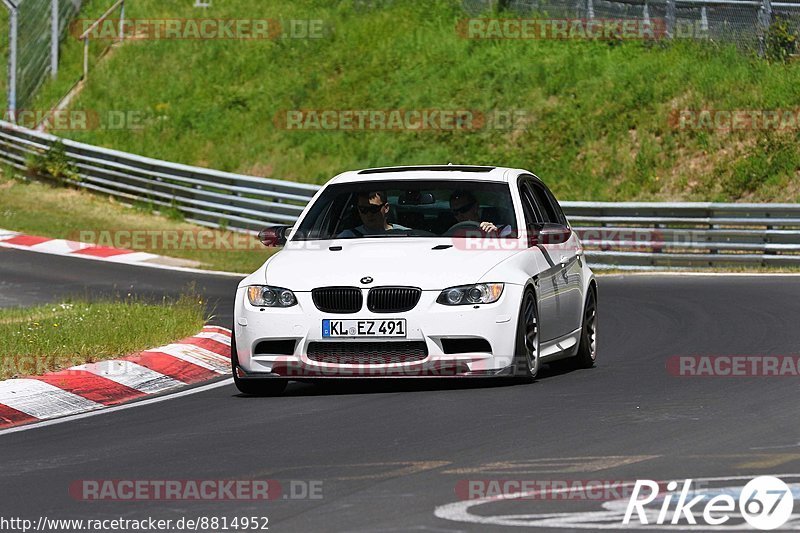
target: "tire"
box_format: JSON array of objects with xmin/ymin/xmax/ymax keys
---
[
  {"xmin": 231, "ymin": 334, "xmax": 288, "ymax": 396},
  {"xmin": 573, "ymin": 287, "xmax": 597, "ymax": 369},
  {"xmin": 512, "ymin": 289, "xmax": 539, "ymax": 382},
  {"xmin": 547, "ymin": 287, "xmax": 598, "ymax": 372}
]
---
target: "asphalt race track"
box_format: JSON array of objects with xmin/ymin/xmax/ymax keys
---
[
  {"xmin": 2, "ymin": 247, "xmax": 800, "ymax": 531},
  {"xmin": 0, "ymin": 248, "xmax": 240, "ymax": 325}
]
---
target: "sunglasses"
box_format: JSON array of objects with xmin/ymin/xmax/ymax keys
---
[
  {"xmin": 356, "ymin": 203, "xmax": 387, "ymax": 215},
  {"xmin": 451, "ymin": 201, "xmax": 477, "ymax": 215}
]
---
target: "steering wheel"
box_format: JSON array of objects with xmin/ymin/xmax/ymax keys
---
[{"xmin": 444, "ymin": 220, "xmax": 482, "ymax": 237}]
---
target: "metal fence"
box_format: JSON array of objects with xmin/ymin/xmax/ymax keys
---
[
  {"xmin": 78, "ymin": 0, "xmax": 124, "ymax": 81},
  {"xmin": 2, "ymin": 118, "xmax": 799, "ymax": 270},
  {"xmin": 2, "ymin": 0, "xmax": 82, "ymax": 116},
  {"xmin": 464, "ymin": 0, "xmax": 800, "ymax": 53}
]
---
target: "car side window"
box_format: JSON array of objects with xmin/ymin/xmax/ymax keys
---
[
  {"xmin": 539, "ymin": 184, "xmax": 568, "ymax": 226},
  {"xmin": 517, "ymin": 179, "xmax": 541, "ymax": 226},
  {"xmin": 528, "ymin": 180, "xmax": 560, "ymax": 225}
]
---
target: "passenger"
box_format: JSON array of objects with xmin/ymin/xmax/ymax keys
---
[{"xmin": 338, "ymin": 191, "xmax": 409, "ymax": 237}]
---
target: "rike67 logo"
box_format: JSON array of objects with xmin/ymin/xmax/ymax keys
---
[
  {"xmin": 434, "ymin": 474, "xmax": 799, "ymax": 529},
  {"xmin": 624, "ymin": 476, "xmax": 795, "ymax": 530}
]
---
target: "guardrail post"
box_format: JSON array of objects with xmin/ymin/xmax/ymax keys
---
[
  {"xmin": 700, "ymin": 5, "xmax": 708, "ymax": 32},
  {"xmin": 51, "ymin": 0, "xmax": 59, "ymax": 77},
  {"xmin": 758, "ymin": 0, "xmax": 773, "ymax": 56},
  {"xmin": 6, "ymin": 3, "xmax": 18, "ymax": 121},
  {"xmin": 708, "ymin": 208, "xmax": 719, "ymax": 255},
  {"xmin": 119, "ymin": 0, "xmax": 125, "ymax": 42},
  {"xmin": 666, "ymin": 0, "xmax": 676, "ymax": 38},
  {"xmin": 83, "ymin": 37, "xmax": 89, "ymax": 79},
  {"xmin": 763, "ymin": 0, "xmax": 773, "ymax": 30}
]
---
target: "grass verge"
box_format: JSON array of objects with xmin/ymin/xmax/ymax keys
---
[
  {"xmin": 0, "ymin": 294, "xmax": 207, "ymax": 380},
  {"xmin": 0, "ymin": 168, "xmax": 274, "ymax": 273}
]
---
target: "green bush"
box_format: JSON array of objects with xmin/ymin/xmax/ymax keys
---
[
  {"xmin": 26, "ymin": 141, "xmax": 80, "ymax": 182},
  {"xmin": 765, "ymin": 17, "xmax": 798, "ymax": 63}
]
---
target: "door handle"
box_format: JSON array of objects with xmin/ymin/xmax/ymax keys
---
[{"xmin": 559, "ymin": 256, "xmax": 570, "ymax": 282}]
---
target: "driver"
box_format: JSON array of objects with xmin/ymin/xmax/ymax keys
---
[
  {"xmin": 338, "ymin": 190, "xmax": 409, "ymax": 238},
  {"xmin": 448, "ymin": 190, "xmax": 510, "ymax": 235}
]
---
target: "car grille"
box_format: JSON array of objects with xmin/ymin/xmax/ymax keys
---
[
  {"xmin": 307, "ymin": 341, "xmax": 428, "ymax": 365},
  {"xmin": 367, "ymin": 287, "xmax": 421, "ymax": 313},
  {"xmin": 312, "ymin": 287, "xmax": 363, "ymax": 314}
]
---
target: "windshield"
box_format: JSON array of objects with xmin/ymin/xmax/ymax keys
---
[{"xmin": 292, "ymin": 180, "xmax": 518, "ymax": 241}]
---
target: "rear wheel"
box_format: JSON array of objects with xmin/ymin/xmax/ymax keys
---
[
  {"xmin": 231, "ymin": 334, "xmax": 288, "ymax": 396},
  {"xmin": 512, "ymin": 289, "xmax": 539, "ymax": 382}
]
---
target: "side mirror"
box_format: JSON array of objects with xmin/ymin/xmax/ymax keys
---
[
  {"xmin": 527, "ymin": 223, "xmax": 571, "ymax": 247},
  {"xmin": 258, "ymin": 225, "xmax": 291, "ymax": 247}
]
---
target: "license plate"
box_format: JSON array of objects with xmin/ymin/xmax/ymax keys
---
[{"xmin": 322, "ymin": 319, "xmax": 406, "ymax": 338}]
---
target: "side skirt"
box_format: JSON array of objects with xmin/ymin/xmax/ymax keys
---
[{"xmin": 538, "ymin": 327, "xmax": 581, "ymax": 362}]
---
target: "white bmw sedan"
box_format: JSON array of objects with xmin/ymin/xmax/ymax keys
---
[{"xmin": 232, "ymin": 165, "xmax": 596, "ymax": 395}]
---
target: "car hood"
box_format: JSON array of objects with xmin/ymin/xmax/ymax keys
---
[{"xmin": 263, "ymin": 238, "xmax": 523, "ymax": 291}]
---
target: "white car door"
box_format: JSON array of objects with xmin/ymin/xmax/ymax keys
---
[
  {"xmin": 530, "ymin": 180, "xmax": 585, "ymax": 335},
  {"xmin": 517, "ymin": 178, "xmax": 562, "ymax": 342}
]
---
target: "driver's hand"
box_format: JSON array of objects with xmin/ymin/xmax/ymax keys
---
[{"xmin": 480, "ymin": 221, "xmax": 498, "ymax": 233}]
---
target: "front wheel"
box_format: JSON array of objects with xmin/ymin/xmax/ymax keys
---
[
  {"xmin": 231, "ymin": 334, "xmax": 288, "ymax": 396},
  {"xmin": 512, "ymin": 289, "xmax": 539, "ymax": 382}
]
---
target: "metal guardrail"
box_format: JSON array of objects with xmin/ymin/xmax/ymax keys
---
[
  {"xmin": 567, "ymin": 202, "xmax": 800, "ymax": 268},
  {"xmin": 1, "ymin": 119, "xmax": 799, "ymax": 269},
  {"xmin": 0, "ymin": 119, "xmax": 320, "ymax": 231}
]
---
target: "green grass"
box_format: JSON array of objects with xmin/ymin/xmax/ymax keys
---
[
  {"xmin": 22, "ymin": 0, "xmax": 797, "ymax": 203},
  {"xmin": 0, "ymin": 294, "xmax": 207, "ymax": 380},
  {"xmin": 0, "ymin": 169, "xmax": 275, "ymax": 273}
]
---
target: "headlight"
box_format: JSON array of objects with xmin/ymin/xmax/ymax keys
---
[
  {"xmin": 436, "ymin": 283, "xmax": 504, "ymax": 305},
  {"xmin": 247, "ymin": 285, "xmax": 297, "ymax": 307}
]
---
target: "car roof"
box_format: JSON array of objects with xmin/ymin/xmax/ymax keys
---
[{"xmin": 327, "ymin": 165, "xmax": 528, "ymax": 185}]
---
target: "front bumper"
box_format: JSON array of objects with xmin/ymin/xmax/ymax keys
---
[{"xmin": 233, "ymin": 284, "xmax": 524, "ymax": 379}]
